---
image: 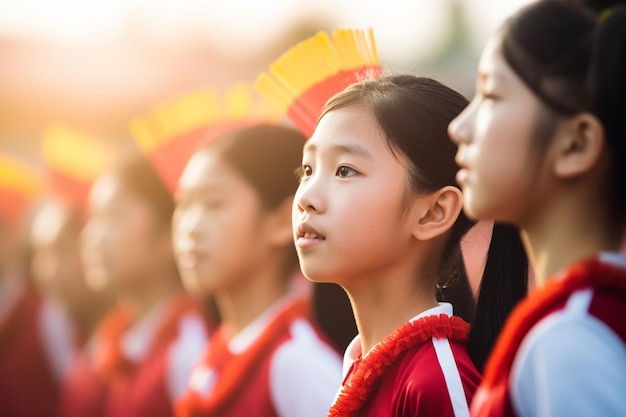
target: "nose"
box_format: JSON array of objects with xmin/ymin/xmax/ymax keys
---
[
  {"xmin": 173, "ymin": 203, "xmax": 203, "ymax": 237},
  {"xmin": 80, "ymin": 219, "xmax": 104, "ymax": 254},
  {"xmin": 294, "ymin": 177, "xmax": 325, "ymax": 215},
  {"xmin": 448, "ymin": 102, "xmax": 475, "ymax": 146}
]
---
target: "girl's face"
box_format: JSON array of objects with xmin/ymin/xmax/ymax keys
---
[
  {"xmin": 31, "ymin": 202, "xmax": 85, "ymax": 304},
  {"xmin": 448, "ymin": 37, "xmax": 548, "ymax": 224},
  {"xmin": 81, "ymin": 173, "xmax": 165, "ymax": 293},
  {"xmin": 173, "ymin": 150, "xmax": 272, "ymax": 295},
  {"xmin": 294, "ymin": 107, "xmax": 421, "ymax": 285}
]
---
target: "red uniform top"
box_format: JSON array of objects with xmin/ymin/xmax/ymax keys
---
[
  {"xmin": 176, "ymin": 296, "xmax": 343, "ymax": 417},
  {"xmin": 102, "ymin": 295, "xmax": 208, "ymax": 417},
  {"xmin": 0, "ymin": 279, "xmax": 60, "ymax": 417},
  {"xmin": 59, "ymin": 295, "xmax": 208, "ymax": 417},
  {"xmin": 472, "ymin": 253, "xmax": 626, "ymax": 417},
  {"xmin": 57, "ymin": 305, "xmax": 134, "ymax": 417},
  {"xmin": 329, "ymin": 303, "xmax": 480, "ymax": 417}
]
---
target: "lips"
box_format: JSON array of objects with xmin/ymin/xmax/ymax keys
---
[{"xmin": 295, "ymin": 223, "xmax": 325, "ymax": 249}]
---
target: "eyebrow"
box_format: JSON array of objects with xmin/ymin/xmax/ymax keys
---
[{"xmin": 303, "ymin": 142, "xmax": 372, "ymax": 159}]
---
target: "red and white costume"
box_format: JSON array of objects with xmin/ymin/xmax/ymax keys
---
[
  {"xmin": 176, "ymin": 295, "xmax": 343, "ymax": 417},
  {"xmin": 472, "ymin": 253, "xmax": 626, "ymax": 417},
  {"xmin": 331, "ymin": 303, "xmax": 480, "ymax": 417},
  {"xmin": 59, "ymin": 295, "xmax": 208, "ymax": 417},
  {"xmin": 0, "ymin": 277, "xmax": 64, "ymax": 417}
]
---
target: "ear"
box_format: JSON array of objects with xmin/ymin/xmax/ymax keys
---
[
  {"xmin": 554, "ymin": 113, "xmax": 606, "ymax": 179},
  {"xmin": 263, "ymin": 196, "xmax": 295, "ymax": 247},
  {"xmin": 412, "ymin": 186, "xmax": 464, "ymax": 242}
]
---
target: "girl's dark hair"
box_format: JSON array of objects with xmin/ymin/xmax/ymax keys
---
[
  {"xmin": 113, "ymin": 145, "xmax": 175, "ymax": 229},
  {"xmin": 206, "ymin": 123, "xmax": 306, "ymax": 277},
  {"xmin": 208, "ymin": 124, "xmax": 306, "ymax": 210},
  {"xmin": 501, "ymin": 0, "xmax": 626, "ymax": 218},
  {"xmin": 320, "ymin": 75, "xmax": 529, "ymax": 368}
]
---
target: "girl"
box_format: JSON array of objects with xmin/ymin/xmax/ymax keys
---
[
  {"xmin": 173, "ymin": 123, "xmax": 343, "ymax": 417},
  {"xmin": 77, "ymin": 146, "xmax": 208, "ymax": 417},
  {"xmin": 294, "ymin": 75, "xmax": 486, "ymax": 417},
  {"xmin": 448, "ymin": 1, "xmax": 626, "ymax": 415}
]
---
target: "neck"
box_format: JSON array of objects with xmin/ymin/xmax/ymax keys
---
[
  {"xmin": 123, "ymin": 271, "xmax": 182, "ymax": 320},
  {"xmin": 521, "ymin": 189, "xmax": 621, "ymax": 287},
  {"xmin": 344, "ymin": 263, "xmax": 438, "ymax": 356},
  {"xmin": 215, "ymin": 263, "xmax": 290, "ymax": 334}
]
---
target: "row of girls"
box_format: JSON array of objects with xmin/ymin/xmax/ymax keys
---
[{"xmin": 1, "ymin": 0, "xmax": 625, "ymax": 416}]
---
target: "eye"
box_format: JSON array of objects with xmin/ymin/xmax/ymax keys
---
[
  {"xmin": 295, "ymin": 165, "xmax": 312, "ymax": 181},
  {"xmin": 336, "ymin": 166, "xmax": 357, "ymax": 178}
]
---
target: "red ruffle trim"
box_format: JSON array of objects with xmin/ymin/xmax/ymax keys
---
[{"xmin": 327, "ymin": 314, "xmax": 470, "ymax": 417}]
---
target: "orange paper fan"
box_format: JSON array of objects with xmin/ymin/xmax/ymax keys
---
[
  {"xmin": 129, "ymin": 84, "xmax": 281, "ymax": 194},
  {"xmin": 254, "ymin": 28, "xmax": 382, "ymax": 138},
  {"xmin": 0, "ymin": 152, "xmax": 41, "ymax": 230},
  {"xmin": 42, "ymin": 124, "xmax": 112, "ymax": 216}
]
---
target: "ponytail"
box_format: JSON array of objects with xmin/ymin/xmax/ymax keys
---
[{"xmin": 467, "ymin": 224, "xmax": 528, "ymax": 372}]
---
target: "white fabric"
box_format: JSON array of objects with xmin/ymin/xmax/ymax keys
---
[
  {"xmin": 270, "ymin": 319, "xmax": 343, "ymax": 417},
  {"xmin": 433, "ymin": 337, "xmax": 470, "ymax": 417},
  {"xmin": 39, "ymin": 298, "xmax": 77, "ymax": 382},
  {"xmin": 511, "ymin": 288, "xmax": 626, "ymax": 417},
  {"xmin": 119, "ymin": 300, "xmax": 168, "ymax": 363},
  {"xmin": 167, "ymin": 313, "xmax": 208, "ymax": 401}
]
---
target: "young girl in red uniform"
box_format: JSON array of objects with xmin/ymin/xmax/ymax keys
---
[
  {"xmin": 173, "ymin": 124, "xmax": 343, "ymax": 417},
  {"xmin": 293, "ymin": 75, "xmax": 484, "ymax": 417},
  {"xmin": 77, "ymin": 147, "xmax": 208, "ymax": 417},
  {"xmin": 448, "ymin": 1, "xmax": 626, "ymax": 415},
  {"xmin": 0, "ymin": 153, "xmax": 62, "ymax": 417}
]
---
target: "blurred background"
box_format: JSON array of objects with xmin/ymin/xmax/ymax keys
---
[{"xmin": 0, "ymin": 0, "xmax": 532, "ymax": 163}]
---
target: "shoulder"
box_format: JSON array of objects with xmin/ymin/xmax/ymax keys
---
[
  {"xmin": 388, "ymin": 338, "xmax": 478, "ymax": 417},
  {"xmin": 511, "ymin": 289, "xmax": 626, "ymax": 417},
  {"xmin": 269, "ymin": 319, "xmax": 343, "ymax": 417}
]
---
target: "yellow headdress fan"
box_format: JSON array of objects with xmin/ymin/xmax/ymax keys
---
[
  {"xmin": 254, "ymin": 28, "xmax": 382, "ymax": 138},
  {"xmin": 42, "ymin": 124, "xmax": 112, "ymax": 217},
  {"xmin": 129, "ymin": 84, "xmax": 281, "ymax": 194},
  {"xmin": 0, "ymin": 152, "xmax": 41, "ymax": 231}
]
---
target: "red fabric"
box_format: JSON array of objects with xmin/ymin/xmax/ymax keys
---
[
  {"xmin": 146, "ymin": 120, "xmax": 263, "ymax": 194},
  {"xmin": 176, "ymin": 298, "xmax": 310, "ymax": 417},
  {"xmin": 0, "ymin": 288, "xmax": 60, "ymax": 417},
  {"xmin": 330, "ymin": 314, "xmax": 479, "ymax": 417},
  {"xmin": 58, "ymin": 352, "xmax": 109, "ymax": 417},
  {"xmin": 286, "ymin": 66, "xmax": 383, "ymax": 138},
  {"xmin": 45, "ymin": 168, "xmax": 92, "ymax": 218},
  {"xmin": 472, "ymin": 256, "xmax": 626, "ymax": 417},
  {"xmin": 102, "ymin": 295, "xmax": 204, "ymax": 417}
]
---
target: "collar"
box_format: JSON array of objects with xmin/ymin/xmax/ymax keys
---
[
  {"xmin": 119, "ymin": 299, "xmax": 168, "ymax": 363},
  {"xmin": 342, "ymin": 302, "xmax": 453, "ymax": 378},
  {"xmin": 228, "ymin": 293, "xmax": 299, "ymax": 354}
]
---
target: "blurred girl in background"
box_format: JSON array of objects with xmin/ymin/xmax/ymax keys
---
[{"xmin": 173, "ymin": 124, "xmax": 343, "ymax": 417}]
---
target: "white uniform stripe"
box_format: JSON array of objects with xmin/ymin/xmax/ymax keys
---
[{"xmin": 432, "ymin": 337, "xmax": 470, "ymax": 417}]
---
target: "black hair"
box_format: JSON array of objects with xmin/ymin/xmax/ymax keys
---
[
  {"xmin": 320, "ymin": 75, "xmax": 529, "ymax": 367},
  {"xmin": 208, "ymin": 124, "xmax": 306, "ymax": 210},
  {"xmin": 113, "ymin": 145, "xmax": 175, "ymax": 230}
]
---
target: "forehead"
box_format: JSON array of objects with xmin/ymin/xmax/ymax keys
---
[
  {"xmin": 307, "ymin": 106, "xmax": 385, "ymax": 153},
  {"xmin": 478, "ymin": 37, "xmax": 514, "ymax": 86},
  {"xmin": 88, "ymin": 173, "xmax": 121, "ymax": 209},
  {"xmin": 31, "ymin": 201, "xmax": 70, "ymax": 245},
  {"xmin": 177, "ymin": 149, "xmax": 248, "ymax": 195}
]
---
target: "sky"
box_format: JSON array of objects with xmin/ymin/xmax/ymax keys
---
[{"xmin": 0, "ymin": 0, "xmax": 533, "ymax": 64}]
